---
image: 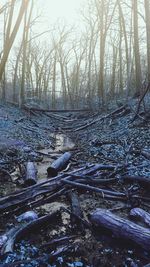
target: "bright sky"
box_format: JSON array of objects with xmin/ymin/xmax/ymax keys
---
[
  {"xmin": 36, "ymin": 0, "xmax": 85, "ymax": 30},
  {"xmin": 0, "ymin": 0, "xmax": 86, "ymax": 58}
]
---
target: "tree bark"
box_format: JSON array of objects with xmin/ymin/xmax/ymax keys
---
[
  {"xmin": 90, "ymin": 208, "xmax": 150, "ymax": 250},
  {"xmin": 130, "ymin": 208, "xmax": 150, "ymax": 227},
  {"xmin": 24, "ymin": 162, "xmax": 37, "ymax": 186},
  {"xmin": 47, "ymin": 152, "xmax": 72, "ymax": 177},
  {"xmin": 133, "ymin": 0, "xmax": 142, "ymax": 94},
  {"xmin": 144, "ymin": 0, "xmax": 150, "ymax": 82},
  {"xmin": 0, "ymin": 0, "xmax": 29, "ymax": 81}
]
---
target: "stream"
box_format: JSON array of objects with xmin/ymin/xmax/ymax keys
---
[
  {"xmin": 0, "ymin": 133, "xmax": 86, "ymax": 267},
  {"xmin": 0, "ymin": 107, "xmax": 150, "ymax": 266},
  {"xmin": 37, "ymin": 133, "xmax": 75, "ymax": 179}
]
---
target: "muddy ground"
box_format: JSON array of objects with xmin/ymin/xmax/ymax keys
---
[{"xmin": 0, "ymin": 98, "xmax": 150, "ymax": 267}]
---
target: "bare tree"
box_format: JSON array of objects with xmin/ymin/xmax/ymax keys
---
[
  {"xmin": 110, "ymin": 43, "xmax": 118, "ymax": 96},
  {"xmin": 144, "ymin": 0, "xmax": 150, "ymax": 82},
  {"xmin": 51, "ymin": 50, "xmax": 57, "ymax": 108},
  {"xmin": 19, "ymin": 0, "xmax": 34, "ymax": 107},
  {"xmin": 94, "ymin": 0, "xmax": 117, "ymax": 106},
  {"xmin": 0, "ymin": 0, "xmax": 30, "ymax": 84},
  {"xmin": 132, "ymin": 0, "xmax": 142, "ymax": 94}
]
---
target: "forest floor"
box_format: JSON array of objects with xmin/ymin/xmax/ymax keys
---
[{"xmin": 0, "ymin": 98, "xmax": 150, "ymax": 267}]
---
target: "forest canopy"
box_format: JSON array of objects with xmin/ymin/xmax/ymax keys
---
[{"xmin": 0, "ymin": 0, "xmax": 149, "ymax": 108}]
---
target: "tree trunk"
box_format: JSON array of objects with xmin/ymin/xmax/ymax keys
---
[
  {"xmin": 24, "ymin": 162, "xmax": 37, "ymax": 186},
  {"xmin": 47, "ymin": 152, "xmax": 72, "ymax": 177},
  {"xmin": 144, "ymin": 0, "xmax": 150, "ymax": 82},
  {"xmin": 110, "ymin": 45, "xmax": 117, "ymax": 96},
  {"xmin": 52, "ymin": 51, "xmax": 57, "ymax": 109},
  {"xmin": 19, "ymin": 0, "xmax": 33, "ymax": 108},
  {"xmin": 119, "ymin": 11, "xmax": 123, "ymax": 94},
  {"xmin": 133, "ymin": 0, "xmax": 142, "ymax": 94},
  {"xmin": 0, "ymin": 0, "xmax": 29, "ymax": 82},
  {"xmin": 90, "ymin": 208, "xmax": 150, "ymax": 250}
]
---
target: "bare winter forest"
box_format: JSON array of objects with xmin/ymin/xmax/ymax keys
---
[
  {"xmin": 0, "ymin": 0, "xmax": 150, "ymax": 267},
  {"xmin": 0, "ymin": 0, "xmax": 149, "ymax": 108}
]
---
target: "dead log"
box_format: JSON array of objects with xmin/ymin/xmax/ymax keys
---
[
  {"xmin": 70, "ymin": 174, "xmax": 117, "ymax": 185},
  {"xmin": 130, "ymin": 208, "xmax": 150, "ymax": 227},
  {"xmin": 90, "ymin": 208, "xmax": 150, "ymax": 250},
  {"xmin": 122, "ymin": 174, "xmax": 150, "ymax": 186},
  {"xmin": 0, "ymin": 164, "xmax": 117, "ymax": 214},
  {"xmin": 47, "ymin": 152, "xmax": 72, "ymax": 177},
  {"xmin": 23, "ymin": 105, "xmax": 90, "ymax": 113},
  {"xmin": 24, "ymin": 162, "xmax": 37, "ymax": 186},
  {"xmin": 67, "ymin": 164, "xmax": 117, "ymax": 179},
  {"xmin": 0, "ymin": 165, "xmax": 94, "ymax": 214},
  {"xmin": 29, "ymin": 188, "xmax": 67, "ymax": 210},
  {"xmin": 40, "ymin": 235, "xmax": 76, "ymax": 248},
  {"xmin": 1, "ymin": 210, "xmax": 61, "ymax": 254},
  {"xmin": 68, "ymin": 191, "xmax": 84, "ymax": 232},
  {"xmin": 74, "ymin": 105, "xmax": 128, "ymax": 131},
  {"xmin": 62, "ymin": 179, "xmax": 126, "ymax": 198},
  {"xmin": 0, "ymin": 180, "xmax": 61, "ymax": 214}
]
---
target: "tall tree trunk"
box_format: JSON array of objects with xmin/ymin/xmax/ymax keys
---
[
  {"xmin": 19, "ymin": 0, "xmax": 33, "ymax": 108},
  {"xmin": 13, "ymin": 41, "xmax": 23, "ymax": 103},
  {"xmin": 98, "ymin": 0, "xmax": 105, "ymax": 106},
  {"xmin": 19, "ymin": 11, "xmax": 27, "ymax": 107},
  {"xmin": 133, "ymin": 0, "xmax": 142, "ymax": 94},
  {"xmin": 60, "ymin": 61, "xmax": 67, "ymax": 109},
  {"xmin": 110, "ymin": 45, "xmax": 117, "ymax": 96},
  {"xmin": 1, "ymin": 6, "xmax": 8, "ymax": 101},
  {"xmin": 144, "ymin": 0, "xmax": 150, "ymax": 82},
  {"xmin": 0, "ymin": 0, "xmax": 29, "ymax": 82},
  {"xmin": 119, "ymin": 12, "xmax": 123, "ymax": 94},
  {"xmin": 52, "ymin": 52, "xmax": 57, "ymax": 109}
]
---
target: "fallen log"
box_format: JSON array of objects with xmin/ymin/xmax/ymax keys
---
[
  {"xmin": 0, "ymin": 165, "xmax": 94, "ymax": 214},
  {"xmin": 40, "ymin": 235, "xmax": 76, "ymax": 248},
  {"xmin": 70, "ymin": 174, "xmax": 117, "ymax": 185},
  {"xmin": 62, "ymin": 179, "xmax": 126, "ymax": 198},
  {"xmin": 90, "ymin": 208, "xmax": 150, "ymax": 250},
  {"xmin": 23, "ymin": 105, "xmax": 90, "ymax": 113},
  {"xmin": 0, "ymin": 180, "xmax": 61, "ymax": 214},
  {"xmin": 45, "ymin": 112, "xmax": 77, "ymax": 123},
  {"xmin": 67, "ymin": 164, "xmax": 117, "ymax": 179},
  {"xmin": 24, "ymin": 162, "xmax": 37, "ymax": 186},
  {"xmin": 68, "ymin": 191, "xmax": 84, "ymax": 232},
  {"xmin": 0, "ymin": 164, "xmax": 113, "ymax": 215},
  {"xmin": 130, "ymin": 208, "xmax": 150, "ymax": 227},
  {"xmin": 122, "ymin": 175, "xmax": 150, "ymax": 186},
  {"xmin": 47, "ymin": 152, "xmax": 72, "ymax": 177},
  {"xmin": 29, "ymin": 188, "xmax": 67, "ymax": 210},
  {"xmin": 1, "ymin": 210, "xmax": 61, "ymax": 254},
  {"xmin": 74, "ymin": 105, "xmax": 128, "ymax": 131}
]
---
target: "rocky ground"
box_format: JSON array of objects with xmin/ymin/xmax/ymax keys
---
[{"xmin": 0, "ymin": 98, "xmax": 150, "ymax": 267}]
